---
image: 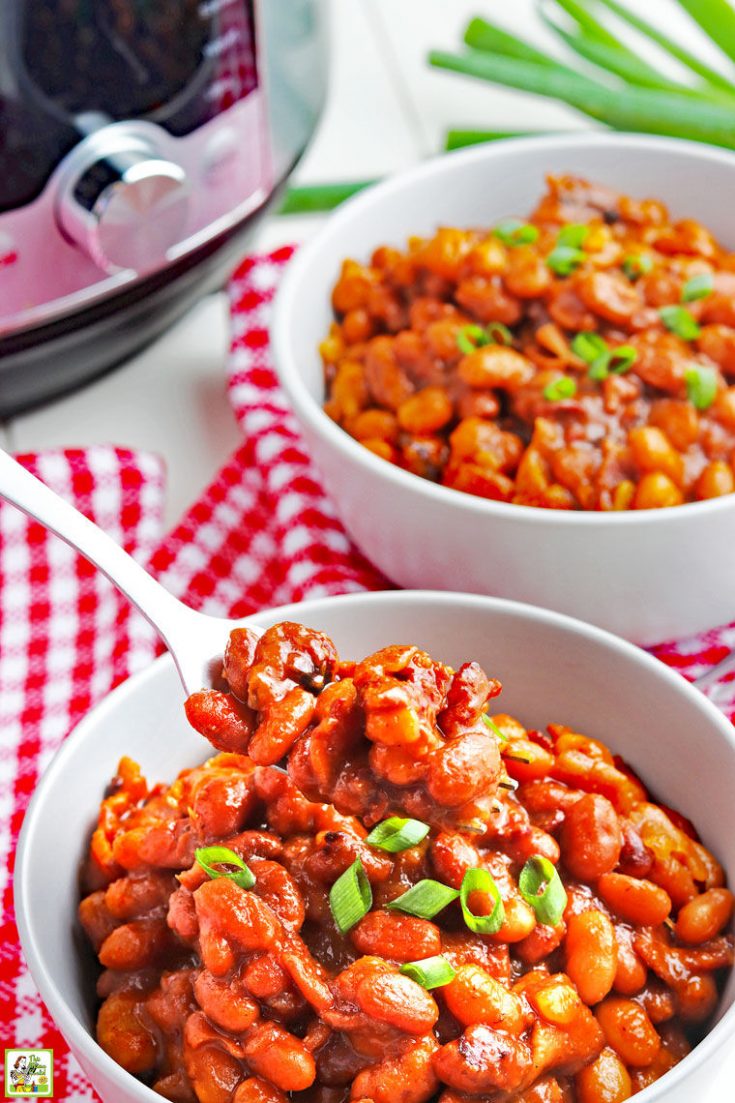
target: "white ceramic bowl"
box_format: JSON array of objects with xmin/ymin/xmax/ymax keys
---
[
  {"xmin": 272, "ymin": 133, "xmax": 735, "ymax": 645},
  {"xmin": 15, "ymin": 590, "xmax": 735, "ymax": 1103}
]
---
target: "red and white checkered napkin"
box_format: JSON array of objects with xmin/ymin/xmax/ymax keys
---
[{"xmin": 2, "ymin": 247, "xmax": 735, "ymax": 1101}]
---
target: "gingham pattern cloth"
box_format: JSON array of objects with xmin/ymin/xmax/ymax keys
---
[{"xmin": 2, "ymin": 247, "xmax": 735, "ymax": 1101}]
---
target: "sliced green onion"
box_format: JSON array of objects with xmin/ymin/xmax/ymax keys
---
[
  {"xmin": 589, "ymin": 344, "xmax": 638, "ymax": 381},
  {"xmin": 482, "ymin": 713, "xmax": 508, "ymax": 742},
  {"xmin": 329, "ymin": 858, "xmax": 372, "ymax": 934},
  {"xmin": 685, "ymin": 364, "xmax": 718, "ymax": 410},
  {"xmin": 457, "ymin": 324, "xmax": 490, "ymax": 355},
  {"xmin": 556, "ymin": 223, "xmax": 589, "ymax": 248},
  {"xmin": 519, "ymin": 855, "xmax": 567, "ymax": 926},
  {"xmin": 457, "ymin": 322, "xmax": 514, "ymax": 355},
  {"xmin": 608, "ymin": 345, "xmax": 638, "ymax": 374},
  {"xmin": 682, "ymin": 272, "xmax": 714, "ymax": 302},
  {"xmin": 387, "ymin": 879, "xmax": 460, "ymax": 919},
  {"xmin": 486, "ymin": 321, "xmax": 514, "ymax": 345},
  {"xmin": 460, "ymin": 868, "xmax": 505, "ymax": 934},
  {"xmin": 195, "ymin": 846, "xmax": 255, "ymax": 890},
  {"xmin": 623, "ymin": 253, "xmax": 653, "ymax": 281},
  {"xmin": 547, "ymin": 245, "xmax": 586, "ymax": 276},
  {"xmin": 544, "ymin": 376, "xmax": 577, "ymax": 401},
  {"xmin": 399, "ymin": 955, "xmax": 456, "ymax": 989},
  {"xmin": 572, "ymin": 331, "xmax": 608, "ymax": 363},
  {"xmin": 659, "ymin": 305, "xmax": 701, "ymax": 340},
  {"xmin": 367, "ymin": 817, "xmax": 430, "ymax": 853},
  {"xmin": 494, "ymin": 218, "xmax": 540, "ymax": 246}
]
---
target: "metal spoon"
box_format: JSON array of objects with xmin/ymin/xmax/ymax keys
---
[{"xmin": 0, "ymin": 450, "xmax": 246, "ymax": 694}]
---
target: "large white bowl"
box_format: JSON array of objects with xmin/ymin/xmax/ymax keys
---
[
  {"xmin": 15, "ymin": 590, "xmax": 735, "ymax": 1103},
  {"xmin": 272, "ymin": 134, "xmax": 735, "ymax": 645}
]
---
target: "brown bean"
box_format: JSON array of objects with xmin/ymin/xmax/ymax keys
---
[
  {"xmin": 566, "ymin": 910, "xmax": 618, "ymax": 1005},
  {"xmin": 443, "ymin": 965, "xmax": 526, "ymax": 1033},
  {"xmin": 433, "ymin": 1024, "xmax": 533, "ymax": 1094},
  {"xmin": 595, "ymin": 998, "xmax": 661, "ymax": 1067},
  {"xmin": 243, "ymin": 1022, "xmax": 316, "ymax": 1092},
  {"xmin": 97, "ymin": 991, "xmax": 157, "ymax": 1075},
  {"xmin": 575, "ymin": 1047, "xmax": 632, "ymax": 1103},
  {"xmin": 676, "ymin": 888, "xmax": 734, "ymax": 944},
  {"xmin": 351, "ymin": 1036, "xmax": 439, "ymax": 1103},
  {"xmin": 598, "ymin": 873, "xmax": 672, "ymax": 926},
  {"xmin": 351, "ymin": 911, "xmax": 441, "ymax": 962},
  {"xmin": 560, "ymin": 794, "xmax": 622, "ymax": 882}
]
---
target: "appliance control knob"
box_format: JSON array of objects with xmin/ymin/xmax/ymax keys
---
[{"xmin": 58, "ymin": 149, "xmax": 190, "ymax": 274}]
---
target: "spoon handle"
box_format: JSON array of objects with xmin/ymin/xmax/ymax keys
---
[{"xmin": 0, "ymin": 450, "xmax": 209, "ymax": 687}]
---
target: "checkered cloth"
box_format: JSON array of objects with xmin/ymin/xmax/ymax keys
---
[{"xmin": 2, "ymin": 248, "xmax": 734, "ymax": 1101}]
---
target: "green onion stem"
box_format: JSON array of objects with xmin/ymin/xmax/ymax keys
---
[
  {"xmin": 548, "ymin": 0, "xmax": 623, "ymax": 46},
  {"xmin": 428, "ymin": 49, "xmax": 735, "ymax": 149},
  {"xmin": 464, "ymin": 15, "xmax": 571, "ymax": 69},
  {"xmin": 541, "ymin": 11, "xmax": 707, "ymax": 96},
  {"xmin": 445, "ymin": 128, "xmax": 553, "ymax": 149},
  {"xmin": 675, "ymin": 0, "xmax": 735, "ymax": 66},
  {"xmin": 596, "ymin": 0, "xmax": 735, "ymax": 96},
  {"xmin": 278, "ymin": 181, "xmax": 376, "ymax": 214}
]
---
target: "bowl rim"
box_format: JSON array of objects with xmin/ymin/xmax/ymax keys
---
[
  {"xmin": 15, "ymin": 588, "xmax": 735, "ymax": 1102},
  {"xmin": 272, "ymin": 131, "xmax": 735, "ymax": 527}
]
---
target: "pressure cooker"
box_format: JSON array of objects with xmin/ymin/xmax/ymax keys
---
[{"xmin": 0, "ymin": 0, "xmax": 327, "ymax": 414}]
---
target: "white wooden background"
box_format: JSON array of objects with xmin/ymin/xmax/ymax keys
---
[{"xmin": 6, "ymin": 2, "xmax": 735, "ymax": 1094}]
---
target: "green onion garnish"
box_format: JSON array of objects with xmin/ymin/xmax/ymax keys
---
[
  {"xmin": 622, "ymin": 254, "xmax": 653, "ymax": 281},
  {"xmin": 494, "ymin": 218, "xmax": 539, "ymax": 246},
  {"xmin": 399, "ymin": 955, "xmax": 456, "ymax": 989},
  {"xmin": 543, "ymin": 376, "xmax": 577, "ymax": 401},
  {"xmin": 556, "ymin": 223, "xmax": 589, "ymax": 248},
  {"xmin": 329, "ymin": 858, "xmax": 373, "ymax": 934},
  {"xmin": 486, "ymin": 321, "xmax": 514, "ymax": 346},
  {"xmin": 588, "ymin": 344, "xmax": 638, "ymax": 381},
  {"xmin": 546, "ymin": 245, "xmax": 586, "ymax": 276},
  {"xmin": 366, "ymin": 817, "xmax": 430, "ymax": 853},
  {"xmin": 195, "ymin": 846, "xmax": 255, "ymax": 890},
  {"xmin": 457, "ymin": 322, "xmax": 513, "ymax": 355},
  {"xmin": 681, "ymin": 272, "xmax": 714, "ymax": 303},
  {"xmin": 457, "ymin": 324, "xmax": 490, "ymax": 355},
  {"xmin": 685, "ymin": 364, "xmax": 718, "ymax": 411},
  {"xmin": 460, "ymin": 867, "xmax": 505, "ymax": 934},
  {"xmin": 572, "ymin": 331, "xmax": 608, "ymax": 363},
  {"xmin": 387, "ymin": 879, "xmax": 460, "ymax": 919},
  {"xmin": 518, "ymin": 855, "xmax": 567, "ymax": 927},
  {"xmin": 482, "ymin": 713, "xmax": 508, "ymax": 742},
  {"xmin": 659, "ymin": 305, "xmax": 701, "ymax": 340},
  {"xmin": 607, "ymin": 345, "xmax": 638, "ymax": 374}
]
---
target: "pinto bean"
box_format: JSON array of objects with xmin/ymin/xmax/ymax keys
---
[
  {"xmin": 351, "ymin": 911, "xmax": 441, "ymax": 962},
  {"xmin": 243, "ymin": 1022, "xmax": 317, "ymax": 1092},
  {"xmin": 566, "ymin": 911, "xmax": 617, "ymax": 1005},
  {"xmin": 97, "ymin": 991, "xmax": 158, "ymax": 1075},
  {"xmin": 433, "ymin": 1024, "xmax": 533, "ymax": 1094},
  {"xmin": 597, "ymin": 873, "xmax": 672, "ymax": 926},
  {"xmin": 356, "ymin": 969, "xmax": 439, "ymax": 1035},
  {"xmin": 676, "ymin": 888, "xmax": 735, "ymax": 944},
  {"xmin": 560, "ymin": 795, "xmax": 622, "ymax": 882},
  {"xmin": 351, "ymin": 1036, "xmax": 440, "ymax": 1103},
  {"xmin": 443, "ymin": 965, "xmax": 526, "ymax": 1033},
  {"xmin": 575, "ymin": 1047, "xmax": 632, "ymax": 1103},
  {"xmin": 595, "ymin": 998, "xmax": 661, "ymax": 1066}
]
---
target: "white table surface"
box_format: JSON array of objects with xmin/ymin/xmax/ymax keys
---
[{"xmin": 7, "ymin": 3, "xmax": 735, "ymax": 1090}]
